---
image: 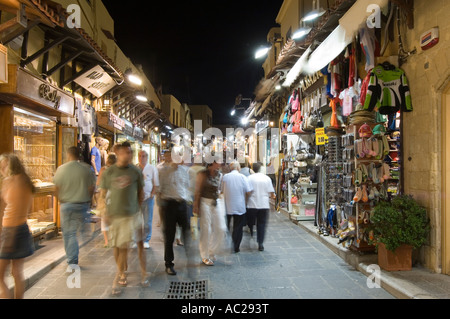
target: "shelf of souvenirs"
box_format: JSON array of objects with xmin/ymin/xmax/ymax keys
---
[
  {"xmin": 33, "ymin": 181, "xmax": 56, "ymax": 195},
  {"xmin": 27, "ymin": 219, "xmax": 56, "ymax": 236}
]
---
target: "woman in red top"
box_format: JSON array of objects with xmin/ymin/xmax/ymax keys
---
[{"xmin": 0, "ymin": 154, "xmax": 35, "ymax": 299}]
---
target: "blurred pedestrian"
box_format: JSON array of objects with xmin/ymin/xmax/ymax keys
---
[
  {"xmin": 246, "ymin": 162, "xmax": 276, "ymax": 251},
  {"xmin": 240, "ymin": 157, "xmax": 254, "ymax": 236},
  {"xmin": 97, "ymin": 153, "xmax": 117, "ymax": 248},
  {"xmin": 138, "ymin": 151, "xmax": 159, "ymax": 249},
  {"xmin": 0, "ymin": 154, "xmax": 35, "ymax": 299},
  {"xmin": 157, "ymin": 150, "xmax": 191, "ymax": 275},
  {"xmin": 194, "ymin": 161, "xmax": 226, "ymax": 266},
  {"xmin": 222, "ymin": 161, "xmax": 253, "ymax": 253},
  {"xmin": 98, "ymin": 142, "xmax": 147, "ymax": 295},
  {"xmin": 53, "ymin": 147, "xmax": 95, "ymax": 267},
  {"xmin": 240, "ymin": 157, "xmax": 254, "ymax": 177},
  {"xmin": 91, "ymin": 138, "xmax": 102, "ymax": 177}
]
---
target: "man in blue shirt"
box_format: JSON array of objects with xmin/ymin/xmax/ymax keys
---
[
  {"xmin": 91, "ymin": 138, "xmax": 102, "ymax": 176},
  {"xmin": 222, "ymin": 161, "xmax": 253, "ymax": 253}
]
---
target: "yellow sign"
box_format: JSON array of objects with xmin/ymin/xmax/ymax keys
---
[{"xmin": 316, "ymin": 128, "xmax": 328, "ymax": 145}]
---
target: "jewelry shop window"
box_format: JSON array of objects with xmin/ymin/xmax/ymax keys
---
[{"xmin": 13, "ymin": 108, "xmax": 57, "ymax": 234}]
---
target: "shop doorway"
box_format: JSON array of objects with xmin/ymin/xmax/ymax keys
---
[{"xmin": 442, "ymin": 82, "xmax": 450, "ymax": 275}]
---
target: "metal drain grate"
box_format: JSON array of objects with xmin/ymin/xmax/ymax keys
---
[{"xmin": 165, "ymin": 280, "xmax": 209, "ymax": 299}]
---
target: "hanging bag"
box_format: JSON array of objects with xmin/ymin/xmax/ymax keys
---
[{"xmin": 291, "ymin": 89, "xmax": 300, "ymax": 113}]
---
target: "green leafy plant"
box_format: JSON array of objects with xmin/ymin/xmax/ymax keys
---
[{"xmin": 369, "ymin": 195, "xmax": 430, "ymax": 252}]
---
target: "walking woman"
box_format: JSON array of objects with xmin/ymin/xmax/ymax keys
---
[
  {"xmin": 0, "ymin": 154, "xmax": 35, "ymax": 299},
  {"xmin": 194, "ymin": 161, "xmax": 226, "ymax": 266}
]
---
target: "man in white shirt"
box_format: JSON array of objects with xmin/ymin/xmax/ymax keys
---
[
  {"xmin": 247, "ymin": 162, "xmax": 276, "ymax": 251},
  {"xmin": 138, "ymin": 151, "xmax": 160, "ymax": 248},
  {"xmin": 221, "ymin": 161, "xmax": 253, "ymax": 253}
]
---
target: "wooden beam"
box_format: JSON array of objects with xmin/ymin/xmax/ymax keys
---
[
  {"xmin": 46, "ymin": 50, "xmax": 84, "ymax": 77},
  {"xmin": 21, "ymin": 35, "xmax": 70, "ymax": 67},
  {"xmin": 2, "ymin": 18, "xmax": 40, "ymax": 45}
]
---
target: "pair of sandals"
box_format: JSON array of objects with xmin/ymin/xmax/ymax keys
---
[
  {"xmin": 355, "ymin": 137, "xmax": 389, "ymax": 160},
  {"xmin": 353, "ymin": 185, "xmax": 369, "ymax": 203},
  {"xmin": 111, "ymin": 273, "xmax": 151, "ymax": 296}
]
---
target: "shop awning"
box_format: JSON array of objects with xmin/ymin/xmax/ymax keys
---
[{"xmin": 283, "ymin": 0, "xmax": 389, "ymax": 87}]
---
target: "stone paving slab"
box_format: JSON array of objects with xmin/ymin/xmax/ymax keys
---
[{"xmin": 20, "ymin": 211, "xmax": 396, "ymax": 299}]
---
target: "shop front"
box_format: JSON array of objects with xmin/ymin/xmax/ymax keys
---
[
  {"xmin": 148, "ymin": 131, "xmax": 161, "ymax": 165},
  {"xmin": 276, "ymin": 14, "xmax": 408, "ymax": 253},
  {"xmin": 97, "ymin": 111, "xmax": 125, "ymax": 151},
  {"xmin": 0, "ymin": 65, "xmax": 76, "ymax": 238}
]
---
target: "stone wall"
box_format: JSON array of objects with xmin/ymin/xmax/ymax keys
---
[{"xmin": 391, "ymin": 0, "xmax": 450, "ymax": 272}]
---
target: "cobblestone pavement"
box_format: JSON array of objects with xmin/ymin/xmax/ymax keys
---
[{"xmin": 23, "ymin": 210, "xmax": 394, "ymax": 299}]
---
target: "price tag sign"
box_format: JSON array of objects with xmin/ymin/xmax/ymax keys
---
[{"xmin": 316, "ymin": 128, "xmax": 328, "ymax": 145}]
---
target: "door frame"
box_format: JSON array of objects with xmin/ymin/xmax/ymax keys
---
[{"xmin": 442, "ymin": 83, "xmax": 450, "ymax": 275}]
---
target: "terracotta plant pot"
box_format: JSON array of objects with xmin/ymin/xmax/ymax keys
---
[{"xmin": 377, "ymin": 243, "xmax": 413, "ymax": 271}]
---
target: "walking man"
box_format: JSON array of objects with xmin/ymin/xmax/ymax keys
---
[
  {"xmin": 247, "ymin": 162, "xmax": 276, "ymax": 251},
  {"xmin": 138, "ymin": 151, "xmax": 159, "ymax": 249},
  {"xmin": 221, "ymin": 161, "xmax": 253, "ymax": 253},
  {"xmin": 158, "ymin": 149, "xmax": 191, "ymax": 275},
  {"xmin": 53, "ymin": 147, "xmax": 96, "ymax": 267},
  {"xmin": 98, "ymin": 142, "xmax": 147, "ymax": 295}
]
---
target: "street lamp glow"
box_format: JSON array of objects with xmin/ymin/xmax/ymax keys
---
[
  {"xmin": 128, "ymin": 74, "xmax": 143, "ymax": 86},
  {"xmin": 292, "ymin": 27, "xmax": 312, "ymax": 40},
  {"xmin": 255, "ymin": 47, "xmax": 271, "ymax": 59},
  {"xmin": 302, "ymin": 9, "xmax": 325, "ymax": 22},
  {"xmin": 231, "ymin": 109, "xmax": 236, "ymax": 116},
  {"xmin": 136, "ymin": 95, "xmax": 148, "ymax": 102},
  {"xmin": 241, "ymin": 118, "xmax": 249, "ymax": 125}
]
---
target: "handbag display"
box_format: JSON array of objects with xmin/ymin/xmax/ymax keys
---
[{"xmin": 291, "ymin": 89, "xmax": 300, "ymax": 113}]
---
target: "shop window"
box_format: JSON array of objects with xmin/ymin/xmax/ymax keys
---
[{"xmin": 14, "ymin": 108, "xmax": 57, "ymax": 232}]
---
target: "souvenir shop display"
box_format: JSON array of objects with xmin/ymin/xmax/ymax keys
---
[{"xmin": 275, "ymin": 17, "xmax": 414, "ymax": 257}]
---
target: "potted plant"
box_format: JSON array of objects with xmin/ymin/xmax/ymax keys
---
[{"xmin": 369, "ymin": 195, "xmax": 430, "ymax": 271}]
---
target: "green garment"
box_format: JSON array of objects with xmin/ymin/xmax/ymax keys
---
[
  {"xmin": 53, "ymin": 161, "xmax": 96, "ymax": 203},
  {"xmin": 99, "ymin": 164, "xmax": 144, "ymax": 218},
  {"xmin": 363, "ymin": 65, "xmax": 413, "ymax": 115}
]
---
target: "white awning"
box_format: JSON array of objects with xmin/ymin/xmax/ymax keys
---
[{"xmin": 283, "ymin": 0, "xmax": 389, "ymax": 86}]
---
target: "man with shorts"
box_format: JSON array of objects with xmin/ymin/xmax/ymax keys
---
[{"xmin": 99, "ymin": 142, "xmax": 146, "ymax": 295}]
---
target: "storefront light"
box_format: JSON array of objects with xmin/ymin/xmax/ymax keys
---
[
  {"xmin": 292, "ymin": 27, "xmax": 312, "ymax": 40},
  {"xmin": 255, "ymin": 46, "xmax": 271, "ymax": 59},
  {"xmin": 241, "ymin": 118, "xmax": 249, "ymax": 125},
  {"xmin": 136, "ymin": 94, "xmax": 148, "ymax": 102},
  {"xmin": 302, "ymin": 9, "xmax": 325, "ymax": 22},
  {"xmin": 128, "ymin": 74, "xmax": 143, "ymax": 86},
  {"xmin": 154, "ymin": 127, "xmax": 159, "ymax": 131}
]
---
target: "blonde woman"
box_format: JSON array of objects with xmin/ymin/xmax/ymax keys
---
[{"xmin": 0, "ymin": 154, "xmax": 35, "ymax": 299}]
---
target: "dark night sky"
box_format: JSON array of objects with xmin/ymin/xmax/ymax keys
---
[{"xmin": 104, "ymin": 1, "xmax": 283, "ymax": 125}]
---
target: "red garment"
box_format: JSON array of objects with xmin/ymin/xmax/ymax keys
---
[
  {"xmin": 348, "ymin": 48, "xmax": 356, "ymax": 88},
  {"xmin": 359, "ymin": 70, "xmax": 372, "ymax": 105}
]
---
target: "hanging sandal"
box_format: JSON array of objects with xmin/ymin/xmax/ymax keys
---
[
  {"xmin": 202, "ymin": 258, "xmax": 214, "ymax": 266},
  {"xmin": 383, "ymin": 163, "xmax": 391, "ymax": 181},
  {"xmin": 368, "ymin": 187, "xmax": 375, "ymax": 200},
  {"xmin": 373, "ymin": 186, "xmax": 380, "ymax": 198},
  {"xmin": 362, "ymin": 184, "xmax": 369, "ymax": 203},
  {"xmin": 353, "ymin": 187, "xmax": 362, "ymax": 202},
  {"xmin": 360, "ymin": 164, "xmax": 369, "ymax": 183}
]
